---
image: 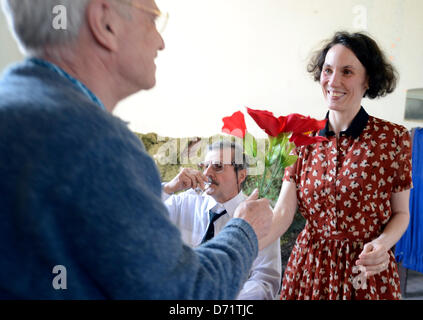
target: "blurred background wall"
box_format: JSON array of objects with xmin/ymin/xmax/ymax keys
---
[{"xmin": 1, "ymin": 0, "xmax": 422, "ymax": 138}]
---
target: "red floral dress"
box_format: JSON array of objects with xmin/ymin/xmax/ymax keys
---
[{"xmin": 281, "ymin": 111, "xmax": 412, "ymax": 300}]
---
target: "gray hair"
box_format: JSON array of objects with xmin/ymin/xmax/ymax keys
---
[{"xmin": 1, "ymin": 0, "xmax": 90, "ymax": 56}]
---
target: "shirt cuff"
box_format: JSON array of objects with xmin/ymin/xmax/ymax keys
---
[{"xmin": 161, "ymin": 182, "xmax": 172, "ymax": 202}]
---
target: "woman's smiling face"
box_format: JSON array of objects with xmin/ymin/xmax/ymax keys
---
[{"xmin": 320, "ymin": 44, "xmax": 369, "ymax": 114}]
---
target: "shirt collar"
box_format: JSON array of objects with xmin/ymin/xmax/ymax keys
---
[
  {"xmin": 28, "ymin": 57, "xmax": 107, "ymax": 111},
  {"xmin": 206, "ymin": 191, "xmax": 246, "ymax": 217},
  {"xmin": 318, "ymin": 106, "xmax": 369, "ymax": 139}
]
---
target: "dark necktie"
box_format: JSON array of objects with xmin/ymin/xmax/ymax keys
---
[{"xmin": 200, "ymin": 209, "xmax": 227, "ymax": 244}]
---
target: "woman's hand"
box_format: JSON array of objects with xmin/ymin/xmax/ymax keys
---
[
  {"xmin": 355, "ymin": 190, "xmax": 411, "ymax": 278},
  {"xmin": 355, "ymin": 240, "xmax": 390, "ymax": 278}
]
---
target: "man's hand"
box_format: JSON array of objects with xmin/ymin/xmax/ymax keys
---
[
  {"xmin": 163, "ymin": 168, "xmax": 209, "ymax": 195},
  {"xmin": 234, "ymin": 189, "xmax": 273, "ymax": 250}
]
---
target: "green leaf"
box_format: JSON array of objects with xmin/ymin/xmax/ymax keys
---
[
  {"xmin": 244, "ymin": 132, "xmax": 257, "ymax": 158},
  {"xmin": 282, "ymin": 155, "xmax": 298, "ymax": 168},
  {"xmin": 268, "ymin": 143, "xmax": 282, "ymax": 166},
  {"xmin": 276, "ymin": 132, "xmax": 289, "ymax": 145}
]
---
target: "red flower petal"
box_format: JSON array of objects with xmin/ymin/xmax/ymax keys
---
[
  {"xmin": 246, "ymin": 107, "xmax": 286, "ymax": 137},
  {"xmin": 285, "ymin": 113, "xmax": 327, "ymax": 134},
  {"xmin": 290, "ymin": 133, "xmax": 328, "ymax": 147},
  {"xmin": 222, "ymin": 111, "xmax": 247, "ymax": 138}
]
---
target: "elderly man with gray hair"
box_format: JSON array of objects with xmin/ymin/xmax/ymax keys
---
[{"xmin": 0, "ymin": 0, "xmax": 273, "ymax": 299}]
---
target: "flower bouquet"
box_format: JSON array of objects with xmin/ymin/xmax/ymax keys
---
[{"xmin": 222, "ymin": 107, "xmax": 328, "ymax": 198}]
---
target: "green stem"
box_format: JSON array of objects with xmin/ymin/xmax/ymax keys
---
[
  {"xmin": 258, "ymin": 137, "xmax": 274, "ymax": 197},
  {"xmin": 258, "ymin": 162, "xmax": 268, "ymax": 198},
  {"xmin": 261, "ymin": 162, "xmax": 284, "ymax": 197},
  {"xmin": 260, "ymin": 145, "xmax": 285, "ymax": 198}
]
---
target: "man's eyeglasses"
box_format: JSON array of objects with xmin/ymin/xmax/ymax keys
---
[
  {"xmin": 197, "ymin": 161, "xmax": 230, "ymax": 173},
  {"xmin": 114, "ymin": 0, "xmax": 169, "ymax": 34},
  {"xmin": 198, "ymin": 161, "xmax": 243, "ymax": 173}
]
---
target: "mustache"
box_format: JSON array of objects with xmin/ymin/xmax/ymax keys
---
[{"xmin": 208, "ymin": 178, "xmax": 219, "ymax": 186}]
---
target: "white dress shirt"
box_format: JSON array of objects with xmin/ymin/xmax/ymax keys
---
[{"xmin": 162, "ymin": 188, "xmax": 281, "ymax": 300}]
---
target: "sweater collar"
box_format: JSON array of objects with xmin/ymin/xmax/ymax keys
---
[{"xmin": 28, "ymin": 57, "xmax": 106, "ymax": 111}]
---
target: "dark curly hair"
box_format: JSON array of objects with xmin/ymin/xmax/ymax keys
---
[{"xmin": 307, "ymin": 31, "xmax": 398, "ymax": 99}]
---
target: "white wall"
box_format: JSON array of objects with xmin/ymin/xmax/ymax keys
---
[
  {"xmin": 1, "ymin": 0, "xmax": 422, "ymax": 138},
  {"xmin": 0, "ymin": 7, "xmax": 22, "ymax": 70},
  {"xmin": 114, "ymin": 0, "xmax": 423, "ymax": 138}
]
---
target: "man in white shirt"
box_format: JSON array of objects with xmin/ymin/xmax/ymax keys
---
[{"xmin": 162, "ymin": 141, "xmax": 281, "ymax": 300}]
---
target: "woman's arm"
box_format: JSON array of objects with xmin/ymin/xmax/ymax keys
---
[
  {"xmin": 376, "ymin": 190, "xmax": 410, "ymax": 249},
  {"xmin": 356, "ymin": 189, "xmax": 410, "ymax": 276},
  {"xmin": 259, "ymin": 181, "xmax": 298, "ymax": 250}
]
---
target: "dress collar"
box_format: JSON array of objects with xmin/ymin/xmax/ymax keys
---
[{"xmin": 318, "ymin": 106, "xmax": 369, "ymax": 139}]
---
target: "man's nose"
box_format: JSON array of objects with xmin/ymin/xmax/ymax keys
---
[
  {"xmin": 203, "ymin": 164, "xmax": 214, "ymax": 176},
  {"xmin": 158, "ymin": 33, "xmax": 165, "ymax": 51}
]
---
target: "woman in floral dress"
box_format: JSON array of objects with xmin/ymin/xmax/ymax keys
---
[{"xmin": 262, "ymin": 31, "xmax": 412, "ymax": 299}]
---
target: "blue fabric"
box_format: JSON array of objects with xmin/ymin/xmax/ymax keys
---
[
  {"xmin": 395, "ymin": 128, "xmax": 423, "ymax": 273},
  {"xmin": 29, "ymin": 57, "xmax": 107, "ymax": 111},
  {"xmin": 0, "ymin": 59, "xmax": 258, "ymax": 299}
]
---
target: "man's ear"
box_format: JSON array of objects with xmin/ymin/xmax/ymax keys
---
[
  {"xmin": 86, "ymin": 0, "xmax": 119, "ymax": 52},
  {"xmin": 238, "ymin": 169, "xmax": 247, "ymax": 185}
]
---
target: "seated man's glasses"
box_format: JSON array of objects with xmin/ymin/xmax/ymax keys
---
[
  {"xmin": 197, "ymin": 161, "xmax": 230, "ymax": 173},
  {"xmin": 198, "ymin": 161, "xmax": 244, "ymax": 173}
]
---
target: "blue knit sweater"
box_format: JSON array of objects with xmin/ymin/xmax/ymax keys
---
[{"xmin": 0, "ymin": 59, "xmax": 258, "ymax": 299}]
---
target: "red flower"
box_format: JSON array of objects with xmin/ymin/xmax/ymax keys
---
[
  {"xmin": 223, "ymin": 108, "xmax": 328, "ymax": 146},
  {"xmin": 221, "ymin": 108, "xmax": 328, "ymax": 198},
  {"xmin": 222, "ymin": 111, "xmax": 247, "ymax": 138},
  {"xmin": 246, "ymin": 107, "xmax": 287, "ymax": 137},
  {"xmin": 285, "ymin": 113, "xmax": 327, "ymax": 134},
  {"xmin": 290, "ymin": 132, "xmax": 328, "ymax": 147}
]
